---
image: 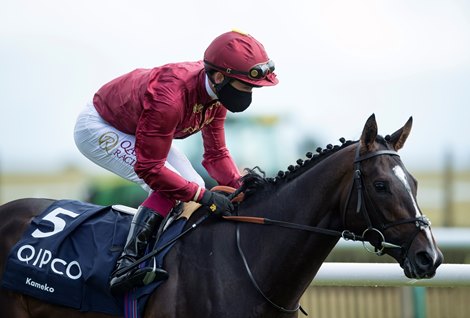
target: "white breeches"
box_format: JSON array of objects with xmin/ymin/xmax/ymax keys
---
[{"xmin": 73, "ymin": 102, "xmax": 205, "ymax": 193}]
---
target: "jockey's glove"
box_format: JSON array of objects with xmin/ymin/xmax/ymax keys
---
[{"xmin": 199, "ymin": 190, "xmax": 234, "ymax": 216}]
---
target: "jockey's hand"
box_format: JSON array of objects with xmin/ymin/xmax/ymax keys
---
[{"xmin": 199, "ymin": 190, "xmax": 234, "ymax": 216}]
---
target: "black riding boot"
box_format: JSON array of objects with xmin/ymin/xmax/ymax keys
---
[{"xmin": 109, "ymin": 206, "xmax": 169, "ymax": 294}]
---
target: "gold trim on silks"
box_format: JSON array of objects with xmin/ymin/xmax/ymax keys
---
[
  {"xmin": 193, "ymin": 103, "xmax": 204, "ymax": 113},
  {"xmin": 202, "ymin": 117, "xmax": 214, "ymax": 126},
  {"xmin": 182, "ymin": 126, "xmax": 198, "ymax": 134},
  {"xmin": 182, "ymin": 116, "xmax": 215, "ymax": 134}
]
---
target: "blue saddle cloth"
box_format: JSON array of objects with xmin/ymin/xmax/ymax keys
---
[{"xmin": 1, "ymin": 199, "xmax": 186, "ymax": 316}]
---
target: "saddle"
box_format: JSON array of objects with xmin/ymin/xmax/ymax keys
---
[{"xmin": 162, "ymin": 185, "xmax": 244, "ymax": 232}]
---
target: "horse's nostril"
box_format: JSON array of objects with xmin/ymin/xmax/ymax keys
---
[{"xmin": 416, "ymin": 251, "xmax": 432, "ymax": 267}]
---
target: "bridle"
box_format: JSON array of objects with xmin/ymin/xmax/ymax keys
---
[
  {"xmin": 225, "ymin": 143, "xmax": 431, "ymax": 315},
  {"xmin": 344, "ymin": 144, "xmax": 431, "ymax": 256}
]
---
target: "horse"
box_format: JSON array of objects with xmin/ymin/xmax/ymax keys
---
[{"xmin": 0, "ymin": 114, "xmax": 443, "ymax": 318}]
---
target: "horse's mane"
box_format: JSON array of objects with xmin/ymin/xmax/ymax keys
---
[
  {"xmin": 239, "ymin": 138, "xmax": 353, "ymax": 198},
  {"xmin": 240, "ymin": 135, "xmax": 393, "ymax": 198}
]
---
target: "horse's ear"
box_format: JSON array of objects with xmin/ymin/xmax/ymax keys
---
[
  {"xmin": 389, "ymin": 116, "xmax": 413, "ymax": 151},
  {"xmin": 360, "ymin": 114, "xmax": 378, "ymax": 151}
]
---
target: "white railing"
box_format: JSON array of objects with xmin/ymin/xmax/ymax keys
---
[
  {"xmin": 314, "ymin": 228, "xmax": 470, "ymax": 287},
  {"xmin": 312, "ymin": 263, "xmax": 470, "ymax": 287}
]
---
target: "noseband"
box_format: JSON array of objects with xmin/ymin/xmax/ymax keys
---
[{"xmin": 344, "ymin": 144, "xmax": 431, "ymax": 256}]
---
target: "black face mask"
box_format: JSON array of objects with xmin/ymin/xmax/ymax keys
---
[{"xmin": 216, "ymin": 82, "xmax": 252, "ymax": 113}]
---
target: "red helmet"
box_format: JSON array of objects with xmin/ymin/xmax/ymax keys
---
[{"xmin": 204, "ymin": 30, "xmax": 279, "ymax": 87}]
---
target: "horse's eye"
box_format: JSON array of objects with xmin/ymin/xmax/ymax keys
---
[{"xmin": 374, "ymin": 181, "xmax": 388, "ymax": 192}]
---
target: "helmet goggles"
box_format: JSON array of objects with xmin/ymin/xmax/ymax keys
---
[{"xmin": 204, "ymin": 60, "xmax": 275, "ymax": 80}]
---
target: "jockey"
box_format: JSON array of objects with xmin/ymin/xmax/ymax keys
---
[{"xmin": 73, "ymin": 30, "xmax": 278, "ymax": 294}]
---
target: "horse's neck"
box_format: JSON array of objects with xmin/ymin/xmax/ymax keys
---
[
  {"xmin": 244, "ymin": 150, "xmax": 352, "ymax": 308},
  {"xmin": 277, "ymin": 152, "xmax": 350, "ymax": 227}
]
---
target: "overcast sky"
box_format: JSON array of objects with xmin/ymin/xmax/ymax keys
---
[{"xmin": 1, "ymin": 0, "xmax": 469, "ymax": 173}]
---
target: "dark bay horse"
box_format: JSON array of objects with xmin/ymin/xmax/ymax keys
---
[{"xmin": 0, "ymin": 114, "xmax": 443, "ymax": 317}]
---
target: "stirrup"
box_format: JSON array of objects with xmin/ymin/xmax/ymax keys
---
[{"xmin": 110, "ymin": 266, "xmax": 169, "ymax": 294}]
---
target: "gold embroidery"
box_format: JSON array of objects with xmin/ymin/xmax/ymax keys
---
[
  {"xmin": 182, "ymin": 116, "xmax": 215, "ymax": 134},
  {"xmin": 183, "ymin": 103, "xmax": 219, "ymax": 134},
  {"xmin": 182, "ymin": 126, "xmax": 198, "ymax": 134},
  {"xmin": 203, "ymin": 117, "xmax": 214, "ymax": 126},
  {"xmin": 193, "ymin": 103, "xmax": 204, "ymax": 113}
]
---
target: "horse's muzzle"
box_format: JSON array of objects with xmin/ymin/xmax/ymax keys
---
[{"xmin": 402, "ymin": 248, "xmax": 443, "ymax": 279}]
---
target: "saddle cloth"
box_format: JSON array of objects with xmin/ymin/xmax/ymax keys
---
[{"xmin": 1, "ymin": 199, "xmax": 186, "ymax": 316}]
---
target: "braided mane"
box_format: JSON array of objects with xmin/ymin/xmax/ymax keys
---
[
  {"xmin": 240, "ymin": 134, "xmax": 394, "ymax": 198},
  {"xmin": 240, "ymin": 137, "xmax": 356, "ymax": 198}
]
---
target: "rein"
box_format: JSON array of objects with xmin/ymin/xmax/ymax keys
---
[
  {"xmin": 223, "ymin": 215, "xmax": 362, "ymax": 242},
  {"xmin": 224, "ymin": 144, "xmax": 431, "ymax": 316}
]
